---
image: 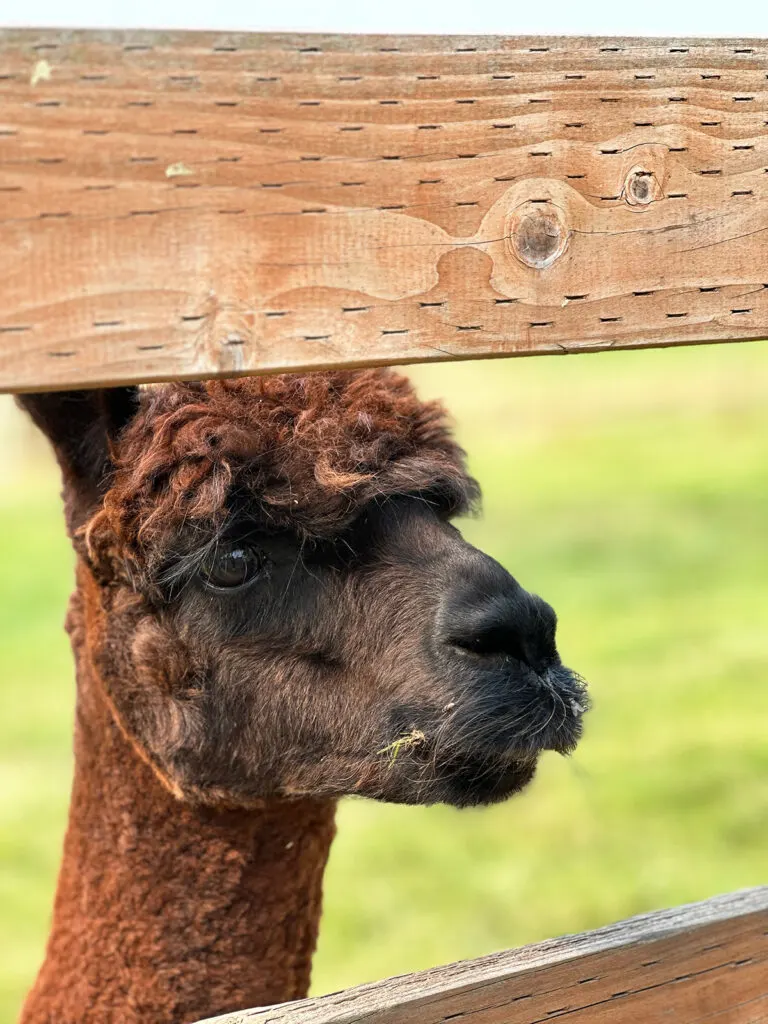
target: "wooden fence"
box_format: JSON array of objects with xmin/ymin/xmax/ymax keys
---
[
  {"xmin": 1, "ymin": 27, "xmax": 766, "ymax": 1024},
  {"xmin": 199, "ymin": 888, "xmax": 768, "ymax": 1024},
  {"xmin": 1, "ymin": 31, "xmax": 768, "ymax": 391}
]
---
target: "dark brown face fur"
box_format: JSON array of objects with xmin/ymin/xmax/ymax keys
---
[{"xmin": 38, "ymin": 370, "xmax": 588, "ymax": 809}]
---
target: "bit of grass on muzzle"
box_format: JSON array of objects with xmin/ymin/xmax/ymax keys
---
[{"xmin": 377, "ymin": 729, "xmax": 426, "ymax": 765}]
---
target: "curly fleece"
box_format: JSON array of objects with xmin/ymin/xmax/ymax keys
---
[{"xmin": 87, "ymin": 369, "xmax": 474, "ymax": 584}]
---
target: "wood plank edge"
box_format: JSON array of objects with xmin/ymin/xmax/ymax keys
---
[
  {"xmin": 194, "ymin": 886, "xmax": 768, "ymax": 1023},
  {"xmin": 4, "ymin": 334, "xmax": 767, "ymax": 396},
  {"xmin": 2, "ymin": 29, "xmax": 768, "ymax": 48}
]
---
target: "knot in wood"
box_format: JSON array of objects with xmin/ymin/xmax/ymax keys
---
[
  {"xmin": 507, "ymin": 202, "xmax": 569, "ymax": 269},
  {"xmin": 624, "ymin": 166, "xmax": 661, "ymax": 207}
]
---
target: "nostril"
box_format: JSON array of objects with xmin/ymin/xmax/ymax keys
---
[
  {"xmin": 442, "ymin": 591, "xmax": 558, "ymax": 673},
  {"xmin": 449, "ymin": 623, "xmax": 530, "ymax": 665}
]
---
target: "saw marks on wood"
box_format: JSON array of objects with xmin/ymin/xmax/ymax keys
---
[{"xmin": 1, "ymin": 31, "xmax": 767, "ymax": 390}]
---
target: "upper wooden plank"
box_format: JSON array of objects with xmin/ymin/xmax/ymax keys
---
[
  {"xmin": 1, "ymin": 30, "xmax": 768, "ymax": 391},
  {"xmin": 197, "ymin": 886, "xmax": 768, "ymax": 1024}
]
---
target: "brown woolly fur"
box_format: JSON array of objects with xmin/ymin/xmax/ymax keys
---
[
  {"xmin": 86, "ymin": 371, "xmax": 474, "ymax": 588},
  {"xmin": 17, "ymin": 368, "xmax": 587, "ymax": 1024}
]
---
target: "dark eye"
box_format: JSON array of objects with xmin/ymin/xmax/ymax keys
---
[{"xmin": 200, "ymin": 542, "xmax": 265, "ymax": 590}]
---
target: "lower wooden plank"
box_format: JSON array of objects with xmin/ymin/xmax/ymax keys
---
[{"xmin": 195, "ymin": 887, "xmax": 768, "ymax": 1024}]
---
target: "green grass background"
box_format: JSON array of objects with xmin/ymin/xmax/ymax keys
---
[{"xmin": 1, "ymin": 343, "xmax": 767, "ymax": 1020}]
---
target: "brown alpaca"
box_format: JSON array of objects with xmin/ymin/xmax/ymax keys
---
[{"xmin": 17, "ymin": 370, "xmax": 587, "ymax": 1024}]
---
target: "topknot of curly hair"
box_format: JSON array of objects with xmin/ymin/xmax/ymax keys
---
[{"xmin": 85, "ymin": 369, "xmax": 477, "ymax": 584}]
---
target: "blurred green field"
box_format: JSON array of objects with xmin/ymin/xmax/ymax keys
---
[{"xmin": 1, "ymin": 343, "xmax": 767, "ymax": 1021}]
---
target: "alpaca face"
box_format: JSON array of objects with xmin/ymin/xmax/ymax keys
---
[
  {"xmin": 57, "ymin": 370, "xmax": 588, "ymax": 809},
  {"xmin": 140, "ymin": 495, "xmax": 586, "ymax": 809}
]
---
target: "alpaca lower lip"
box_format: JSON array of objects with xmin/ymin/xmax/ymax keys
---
[{"xmin": 490, "ymin": 704, "xmax": 585, "ymax": 760}]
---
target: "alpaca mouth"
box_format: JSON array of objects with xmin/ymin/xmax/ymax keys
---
[
  {"xmin": 451, "ymin": 662, "xmax": 589, "ymax": 760},
  {"xmin": 371, "ymin": 671, "xmax": 588, "ymax": 808},
  {"xmin": 435, "ymin": 665, "xmax": 588, "ymax": 805},
  {"xmin": 367, "ymin": 663, "xmax": 588, "ymax": 808}
]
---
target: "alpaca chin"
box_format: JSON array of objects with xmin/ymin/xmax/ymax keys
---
[
  {"xmin": 438, "ymin": 755, "xmax": 540, "ymax": 808},
  {"xmin": 401, "ymin": 752, "xmax": 541, "ymax": 810}
]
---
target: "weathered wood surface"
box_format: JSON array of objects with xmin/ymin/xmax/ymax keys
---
[
  {"xmin": 1, "ymin": 31, "xmax": 768, "ymax": 391},
  {"xmin": 196, "ymin": 887, "xmax": 768, "ymax": 1024}
]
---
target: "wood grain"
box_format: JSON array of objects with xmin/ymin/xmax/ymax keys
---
[
  {"xmin": 195, "ymin": 887, "xmax": 768, "ymax": 1024},
  {"xmin": 1, "ymin": 31, "xmax": 768, "ymax": 391}
]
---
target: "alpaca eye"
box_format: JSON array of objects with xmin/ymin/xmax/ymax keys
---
[{"xmin": 200, "ymin": 542, "xmax": 264, "ymax": 590}]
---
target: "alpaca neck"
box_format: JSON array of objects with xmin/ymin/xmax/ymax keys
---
[{"xmin": 21, "ymin": 591, "xmax": 337, "ymax": 1024}]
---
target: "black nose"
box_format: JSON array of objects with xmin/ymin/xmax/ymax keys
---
[{"xmin": 440, "ymin": 557, "xmax": 558, "ymax": 674}]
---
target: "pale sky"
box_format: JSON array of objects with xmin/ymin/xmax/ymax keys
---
[{"xmin": 1, "ymin": 0, "xmax": 765, "ymax": 37}]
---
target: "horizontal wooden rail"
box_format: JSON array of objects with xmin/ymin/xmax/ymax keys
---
[
  {"xmin": 197, "ymin": 887, "xmax": 768, "ymax": 1024},
  {"xmin": 1, "ymin": 31, "xmax": 768, "ymax": 391}
]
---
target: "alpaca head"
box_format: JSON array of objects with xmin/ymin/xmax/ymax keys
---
[{"xmin": 38, "ymin": 370, "xmax": 587, "ymax": 809}]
